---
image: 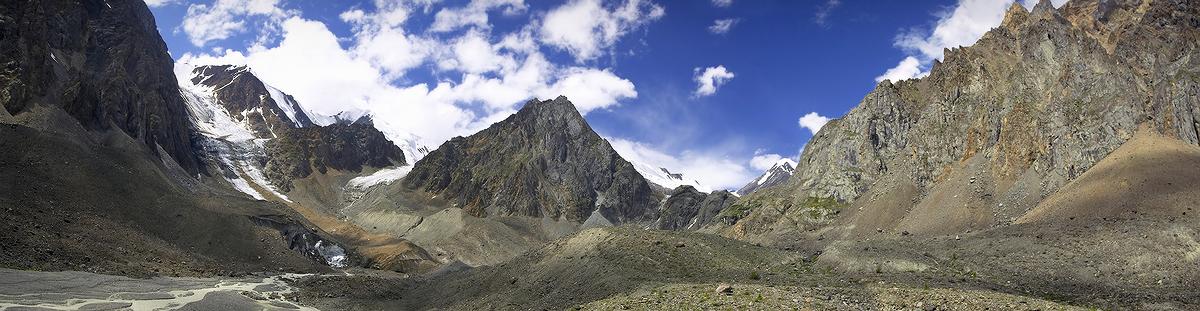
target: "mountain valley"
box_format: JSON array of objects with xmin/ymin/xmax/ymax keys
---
[{"xmin": 2, "ymin": 0, "xmax": 1199, "ymax": 310}]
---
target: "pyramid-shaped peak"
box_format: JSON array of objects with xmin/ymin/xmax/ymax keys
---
[{"xmin": 1031, "ymin": 0, "xmax": 1058, "ymax": 17}]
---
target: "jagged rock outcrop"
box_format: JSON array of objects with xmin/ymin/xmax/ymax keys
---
[
  {"xmin": 263, "ymin": 116, "xmax": 405, "ymax": 192},
  {"xmin": 654, "ymin": 186, "xmax": 737, "ymax": 230},
  {"xmin": 736, "ymin": 159, "xmax": 796, "ymax": 196},
  {"xmin": 402, "ymin": 96, "xmax": 661, "ymax": 223},
  {"xmin": 728, "ymin": 0, "xmax": 1200, "ymax": 239},
  {"xmin": 0, "ymin": 0, "xmax": 202, "ymax": 174}
]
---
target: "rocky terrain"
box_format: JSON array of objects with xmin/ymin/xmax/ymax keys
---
[
  {"xmin": 1, "ymin": 0, "xmax": 202, "ymax": 174},
  {"xmin": 3, "ymin": 0, "xmax": 1200, "ymax": 310},
  {"xmin": 724, "ymin": 0, "xmax": 1200, "ymax": 242},
  {"xmin": 0, "ymin": 0, "xmax": 342, "ymax": 277}
]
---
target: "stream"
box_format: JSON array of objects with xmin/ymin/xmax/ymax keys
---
[{"xmin": 0, "ymin": 268, "xmax": 321, "ymax": 310}]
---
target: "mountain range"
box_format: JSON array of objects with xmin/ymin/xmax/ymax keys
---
[{"xmin": 2, "ymin": 0, "xmax": 1199, "ymax": 310}]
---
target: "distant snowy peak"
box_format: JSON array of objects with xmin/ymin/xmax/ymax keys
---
[
  {"xmin": 628, "ymin": 161, "xmax": 710, "ymax": 193},
  {"xmin": 737, "ymin": 158, "xmax": 796, "ymax": 196}
]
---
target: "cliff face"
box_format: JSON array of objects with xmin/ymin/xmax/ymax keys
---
[
  {"xmin": 0, "ymin": 0, "xmax": 201, "ymax": 174},
  {"xmin": 263, "ymin": 117, "xmax": 405, "ymax": 192},
  {"xmin": 654, "ymin": 186, "xmax": 737, "ymax": 231},
  {"xmin": 729, "ymin": 0, "xmax": 1200, "ymax": 239},
  {"xmin": 402, "ymin": 96, "xmax": 661, "ymax": 223}
]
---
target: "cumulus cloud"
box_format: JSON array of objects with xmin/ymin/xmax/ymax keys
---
[
  {"xmin": 692, "ymin": 65, "xmax": 735, "ymax": 97},
  {"xmin": 875, "ymin": 56, "xmax": 925, "ymax": 82},
  {"xmin": 429, "ymin": 0, "xmax": 528, "ymax": 33},
  {"xmin": 876, "ymin": 0, "xmax": 1065, "ymax": 83},
  {"xmin": 813, "ymin": 0, "xmax": 841, "ymax": 27},
  {"xmin": 539, "ymin": 0, "xmax": 665, "ymax": 62},
  {"xmin": 608, "ymin": 137, "xmax": 755, "ymax": 190},
  {"xmin": 798, "ymin": 112, "xmax": 830, "ymax": 135},
  {"xmin": 175, "ymin": 0, "xmax": 649, "ymax": 159},
  {"xmin": 708, "ymin": 18, "xmax": 739, "ymax": 34},
  {"xmin": 711, "ymin": 0, "xmax": 732, "ymax": 8},
  {"xmin": 145, "ymin": 0, "xmax": 176, "ymax": 7},
  {"xmin": 538, "ymin": 68, "xmax": 637, "ymax": 113},
  {"xmin": 180, "ymin": 0, "xmax": 291, "ymax": 47},
  {"xmin": 749, "ymin": 153, "xmax": 786, "ymax": 171}
]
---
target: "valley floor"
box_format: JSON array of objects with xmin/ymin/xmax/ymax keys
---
[
  {"xmin": 3, "ymin": 220, "xmax": 1197, "ymax": 310},
  {"xmin": 0, "ymin": 268, "xmax": 322, "ymax": 310}
]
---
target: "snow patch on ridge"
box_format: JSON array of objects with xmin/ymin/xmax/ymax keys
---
[
  {"xmin": 264, "ymin": 84, "xmax": 303, "ymax": 126},
  {"xmin": 347, "ymin": 165, "xmax": 413, "ymax": 190},
  {"xmin": 628, "ymin": 161, "xmax": 710, "ymax": 192}
]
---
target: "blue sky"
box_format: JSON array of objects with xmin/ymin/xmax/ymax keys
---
[{"xmin": 147, "ymin": 0, "xmax": 1060, "ymax": 190}]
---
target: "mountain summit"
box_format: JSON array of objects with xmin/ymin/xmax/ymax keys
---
[
  {"xmin": 402, "ymin": 96, "xmax": 660, "ymax": 224},
  {"xmin": 736, "ymin": 158, "xmax": 796, "ymax": 196}
]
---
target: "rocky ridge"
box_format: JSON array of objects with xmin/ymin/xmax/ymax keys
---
[
  {"xmin": 726, "ymin": 0, "xmax": 1200, "ymax": 240},
  {"xmin": 654, "ymin": 186, "xmax": 737, "ymax": 230}
]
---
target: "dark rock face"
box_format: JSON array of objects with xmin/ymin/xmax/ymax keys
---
[
  {"xmin": 402, "ymin": 96, "xmax": 661, "ymax": 223},
  {"xmin": 655, "ymin": 186, "xmax": 737, "ymax": 230},
  {"xmin": 731, "ymin": 0, "xmax": 1200, "ymax": 238},
  {"xmin": 263, "ymin": 116, "xmax": 405, "ymax": 192},
  {"xmin": 0, "ymin": 0, "xmax": 202, "ymax": 174},
  {"xmin": 736, "ymin": 160, "xmax": 795, "ymax": 196}
]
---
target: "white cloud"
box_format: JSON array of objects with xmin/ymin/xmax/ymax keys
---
[
  {"xmin": 181, "ymin": 0, "xmax": 291, "ymax": 47},
  {"xmin": 813, "ymin": 0, "xmax": 840, "ymax": 27},
  {"xmin": 798, "ymin": 112, "xmax": 830, "ymax": 135},
  {"xmin": 177, "ymin": 0, "xmax": 647, "ymax": 157},
  {"xmin": 538, "ymin": 68, "xmax": 636, "ymax": 113},
  {"xmin": 429, "ymin": 0, "xmax": 528, "ymax": 32},
  {"xmin": 875, "ymin": 56, "xmax": 925, "ymax": 82},
  {"xmin": 340, "ymin": 2, "xmax": 438, "ymax": 81},
  {"xmin": 749, "ymin": 153, "xmax": 785, "ymax": 171},
  {"xmin": 539, "ymin": 0, "xmax": 665, "ymax": 62},
  {"xmin": 711, "ymin": 0, "xmax": 732, "ymax": 8},
  {"xmin": 145, "ymin": 0, "xmax": 176, "ymax": 7},
  {"xmin": 692, "ymin": 65, "xmax": 735, "ymax": 97},
  {"xmin": 708, "ymin": 18, "xmax": 739, "ymax": 34},
  {"xmin": 876, "ymin": 0, "xmax": 1065, "ymax": 83},
  {"xmin": 608, "ymin": 137, "xmax": 755, "ymax": 190}
]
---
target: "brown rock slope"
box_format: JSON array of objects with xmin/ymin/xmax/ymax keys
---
[
  {"xmin": 0, "ymin": 119, "xmax": 327, "ymax": 277},
  {"xmin": 725, "ymin": 0, "xmax": 1200, "ymax": 241},
  {"xmin": 1018, "ymin": 127, "xmax": 1200, "ymax": 223}
]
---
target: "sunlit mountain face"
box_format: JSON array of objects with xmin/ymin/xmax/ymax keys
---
[{"xmin": 5, "ymin": 0, "xmax": 1198, "ymax": 310}]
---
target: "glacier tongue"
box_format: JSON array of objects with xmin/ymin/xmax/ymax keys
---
[{"xmin": 181, "ymin": 82, "xmax": 291, "ymax": 202}]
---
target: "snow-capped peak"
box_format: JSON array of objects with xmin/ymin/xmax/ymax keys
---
[
  {"xmin": 737, "ymin": 157, "xmax": 797, "ymax": 196},
  {"xmin": 628, "ymin": 162, "xmax": 710, "ymax": 193}
]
